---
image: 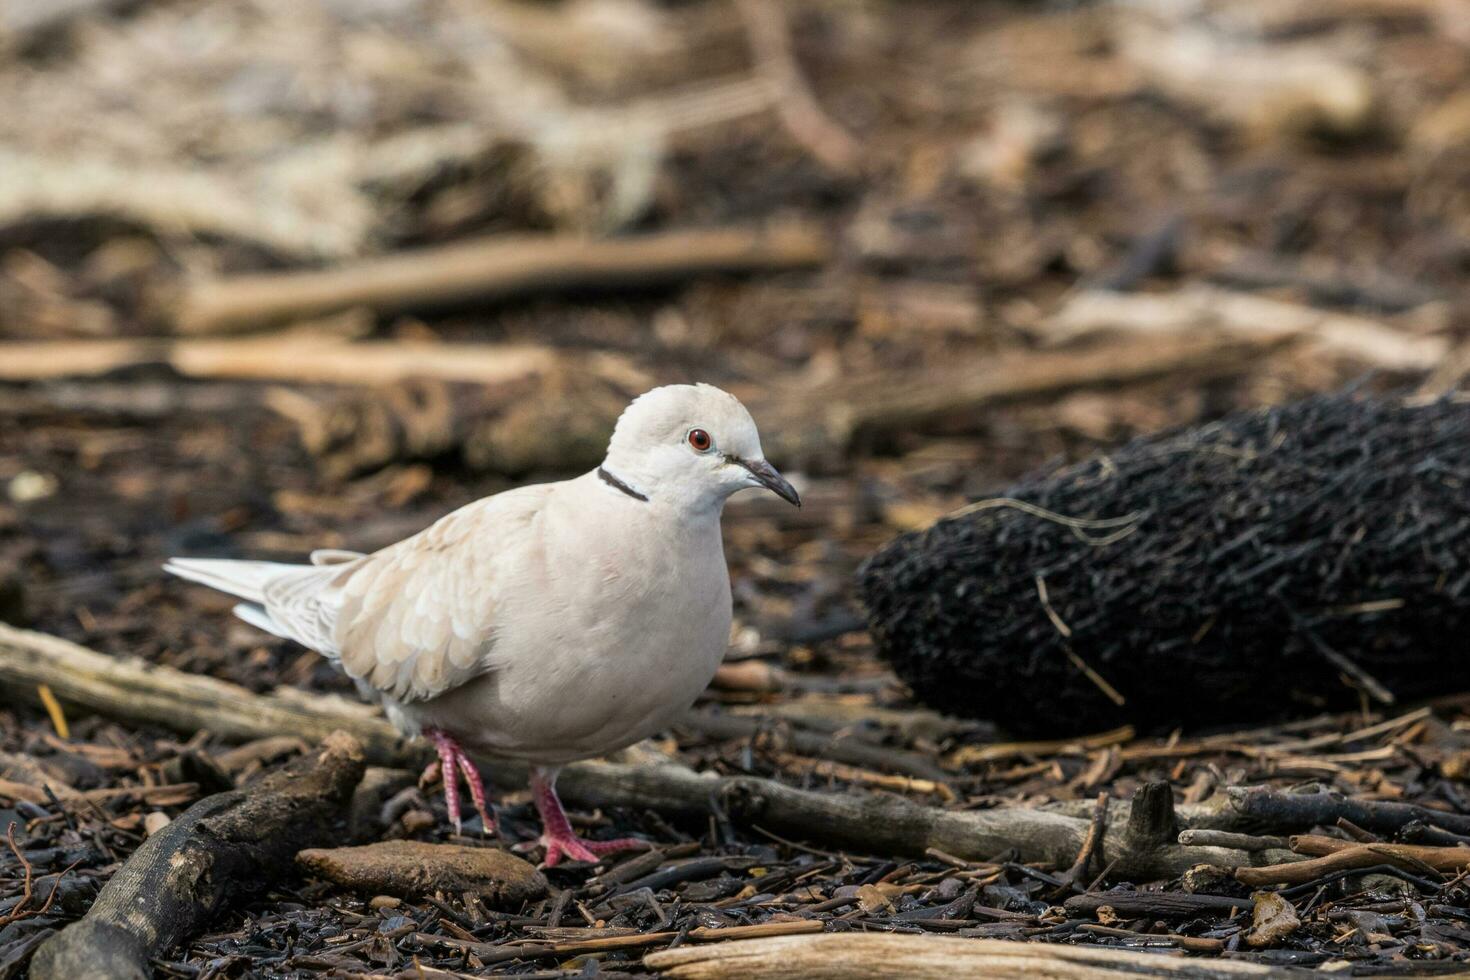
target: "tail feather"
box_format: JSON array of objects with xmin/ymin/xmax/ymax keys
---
[
  {"xmin": 232, "ymin": 601, "xmax": 292, "ymax": 639},
  {"xmin": 163, "ymin": 558, "xmax": 300, "ymax": 604},
  {"xmin": 167, "ymin": 557, "xmax": 340, "ymax": 655}
]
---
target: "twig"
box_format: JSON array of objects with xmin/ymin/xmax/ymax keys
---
[
  {"xmin": 1233, "ymin": 837, "xmax": 1468, "ymax": 887},
  {"xmin": 1053, "ymin": 791, "xmax": 1109, "ymax": 895}
]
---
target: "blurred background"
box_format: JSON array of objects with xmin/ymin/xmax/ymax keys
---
[{"xmin": 1, "ymin": 0, "xmax": 1468, "ymax": 692}]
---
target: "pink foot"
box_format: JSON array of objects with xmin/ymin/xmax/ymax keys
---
[
  {"xmin": 532, "ymin": 766, "xmax": 649, "ymax": 867},
  {"xmin": 423, "ymin": 728, "xmax": 494, "ymax": 835}
]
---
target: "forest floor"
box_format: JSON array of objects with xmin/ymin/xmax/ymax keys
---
[{"xmin": 3, "ymin": 0, "xmax": 1470, "ymax": 976}]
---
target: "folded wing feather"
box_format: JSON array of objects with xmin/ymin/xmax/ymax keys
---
[
  {"xmin": 295, "ymin": 484, "xmax": 552, "ymax": 703},
  {"xmin": 169, "ymin": 484, "xmax": 555, "ymax": 705}
]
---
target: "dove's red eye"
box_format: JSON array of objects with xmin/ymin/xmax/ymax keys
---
[{"xmin": 687, "ymin": 428, "xmax": 713, "ymax": 452}]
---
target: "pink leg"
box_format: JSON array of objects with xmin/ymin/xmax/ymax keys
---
[
  {"xmin": 531, "ymin": 766, "xmax": 649, "ymax": 867},
  {"xmin": 424, "ymin": 729, "xmax": 494, "ymax": 836}
]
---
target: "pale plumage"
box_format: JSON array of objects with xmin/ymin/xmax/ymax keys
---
[{"xmin": 166, "ymin": 383, "xmax": 799, "ymax": 864}]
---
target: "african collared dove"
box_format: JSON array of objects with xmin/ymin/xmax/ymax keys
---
[{"xmin": 165, "ymin": 383, "xmax": 799, "ymax": 865}]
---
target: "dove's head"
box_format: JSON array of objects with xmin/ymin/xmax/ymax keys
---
[{"xmin": 601, "ymin": 383, "xmax": 800, "ymax": 513}]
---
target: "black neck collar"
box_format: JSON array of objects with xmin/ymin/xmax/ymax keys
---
[{"xmin": 597, "ymin": 466, "xmax": 649, "ymax": 502}]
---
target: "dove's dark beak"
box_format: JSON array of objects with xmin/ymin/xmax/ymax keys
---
[{"xmin": 733, "ymin": 456, "xmax": 801, "ymax": 507}]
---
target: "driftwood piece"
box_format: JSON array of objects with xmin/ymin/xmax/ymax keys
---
[
  {"xmin": 29, "ymin": 732, "xmax": 365, "ymax": 980},
  {"xmin": 642, "ymin": 933, "xmax": 1291, "ymax": 978},
  {"xmin": 175, "ymin": 224, "xmax": 829, "ymax": 334},
  {"xmin": 297, "ymin": 841, "xmax": 545, "ymax": 903}
]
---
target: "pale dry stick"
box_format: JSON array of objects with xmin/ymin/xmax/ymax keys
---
[
  {"xmin": 0, "ymin": 778, "xmax": 198, "ymax": 808},
  {"xmin": 1075, "ymin": 923, "xmax": 1225, "ymax": 954},
  {"xmin": 176, "ymin": 223, "xmax": 829, "ymax": 334},
  {"xmin": 947, "ymin": 725, "xmax": 1136, "ymax": 767},
  {"xmin": 0, "ymin": 337, "xmax": 561, "ymax": 387},
  {"xmin": 1291, "ymin": 834, "xmax": 1470, "ymax": 867}
]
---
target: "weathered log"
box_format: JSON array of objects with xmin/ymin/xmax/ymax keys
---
[
  {"xmin": 641, "ymin": 933, "xmax": 1292, "ymax": 978},
  {"xmin": 175, "ymin": 224, "xmax": 829, "ymax": 334},
  {"xmin": 29, "ymin": 732, "xmax": 365, "ymax": 980}
]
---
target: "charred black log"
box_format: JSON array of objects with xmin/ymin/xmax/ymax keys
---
[{"xmin": 858, "ymin": 392, "xmax": 1470, "ymax": 736}]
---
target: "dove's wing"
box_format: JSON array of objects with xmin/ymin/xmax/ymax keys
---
[{"xmin": 263, "ymin": 484, "xmax": 554, "ymax": 703}]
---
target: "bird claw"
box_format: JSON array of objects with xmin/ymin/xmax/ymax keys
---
[
  {"xmin": 530, "ymin": 765, "xmax": 648, "ymax": 867},
  {"xmin": 539, "ymin": 832, "xmax": 649, "ymax": 868},
  {"xmin": 425, "ymin": 729, "xmax": 494, "ymax": 836}
]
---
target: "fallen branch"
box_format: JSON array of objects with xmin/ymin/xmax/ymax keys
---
[
  {"xmin": 29, "ymin": 732, "xmax": 365, "ymax": 980},
  {"xmin": 0, "ymin": 624, "xmax": 1299, "ymax": 877},
  {"xmin": 641, "ymin": 933, "xmax": 1289, "ymax": 978},
  {"xmin": 175, "ymin": 223, "xmax": 829, "ymax": 334}
]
